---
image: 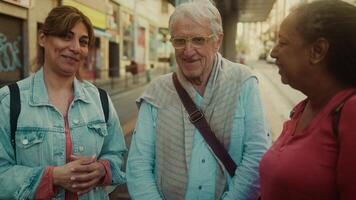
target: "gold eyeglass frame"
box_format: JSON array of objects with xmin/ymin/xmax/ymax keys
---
[{"xmin": 170, "ymin": 34, "xmax": 215, "ymax": 49}]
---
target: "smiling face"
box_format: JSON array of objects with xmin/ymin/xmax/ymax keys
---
[
  {"xmin": 39, "ymin": 22, "xmax": 89, "ymax": 78},
  {"xmin": 270, "ymin": 13, "xmax": 311, "ymax": 90},
  {"xmin": 171, "ymin": 17, "xmax": 222, "ymax": 85}
]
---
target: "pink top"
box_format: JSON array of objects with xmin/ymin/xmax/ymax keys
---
[
  {"xmin": 34, "ymin": 98, "xmax": 112, "ymax": 199},
  {"xmin": 260, "ymin": 88, "xmax": 356, "ymax": 200}
]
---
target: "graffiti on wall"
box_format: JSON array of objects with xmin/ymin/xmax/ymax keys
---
[{"xmin": 0, "ymin": 33, "xmax": 22, "ymax": 72}]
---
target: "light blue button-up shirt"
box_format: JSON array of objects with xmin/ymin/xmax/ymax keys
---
[{"xmin": 127, "ymin": 77, "xmax": 270, "ymax": 200}]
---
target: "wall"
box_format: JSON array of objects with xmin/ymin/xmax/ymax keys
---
[
  {"xmin": 0, "ymin": 1, "xmax": 27, "ymax": 86},
  {"xmin": 27, "ymin": 0, "xmax": 57, "ymax": 74},
  {"xmin": 116, "ymin": 0, "xmax": 174, "ymax": 75}
]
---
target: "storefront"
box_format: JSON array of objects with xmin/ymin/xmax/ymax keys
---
[
  {"xmin": 62, "ymin": 0, "xmax": 110, "ymax": 80},
  {"xmin": 0, "ymin": 0, "xmax": 32, "ymax": 87},
  {"xmin": 0, "ymin": 13, "xmax": 23, "ymax": 86}
]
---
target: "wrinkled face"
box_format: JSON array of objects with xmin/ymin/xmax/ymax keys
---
[
  {"xmin": 39, "ymin": 22, "xmax": 89, "ymax": 78},
  {"xmin": 171, "ymin": 17, "xmax": 222, "ymax": 84},
  {"xmin": 270, "ymin": 13, "xmax": 311, "ymax": 89}
]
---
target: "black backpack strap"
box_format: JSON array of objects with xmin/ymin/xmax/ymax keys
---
[
  {"xmin": 98, "ymin": 88, "xmax": 109, "ymax": 123},
  {"xmin": 8, "ymin": 83, "xmax": 21, "ymax": 160},
  {"xmin": 331, "ymin": 91, "xmax": 356, "ymax": 137}
]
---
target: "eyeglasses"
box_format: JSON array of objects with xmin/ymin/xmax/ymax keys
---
[{"xmin": 170, "ymin": 34, "xmax": 215, "ymax": 49}]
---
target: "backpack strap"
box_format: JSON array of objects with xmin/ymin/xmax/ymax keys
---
[
  {"xmin": 98, "ymin": 88, "xmax": 109, "ymax": 123},
  {"xmin": 330, "ymin": 91, "xmax": 356, "ymax": 137},
  {"xmin": 8, "ymin": 83, "xmax": 21, "ymax": 160}
]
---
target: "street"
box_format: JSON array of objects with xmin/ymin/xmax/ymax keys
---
[
  {"xmin": 250, "ymin": 60, "xmax": 305, "ymax": 140},
  {"xmin": 111, "ymin": 84, "xmax": 146, "ymax": 136}
]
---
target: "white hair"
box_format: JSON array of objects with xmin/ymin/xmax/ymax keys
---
[{"xmin": 169, "ymin": 0, "xmax": 223, "ymax": 36}]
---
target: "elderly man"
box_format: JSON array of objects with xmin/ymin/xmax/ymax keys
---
[{"xmin": 126, "ymin": 1, "xmax": 270, "ymax": 199}]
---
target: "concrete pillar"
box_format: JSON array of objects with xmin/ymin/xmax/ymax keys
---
[
  {"xmin": 221, "ymin": 15, "xmax": 237, "ymax": 62},
  {"xmin": 174, "ymin": 0, "xmax": 237, "ymax": 62}
]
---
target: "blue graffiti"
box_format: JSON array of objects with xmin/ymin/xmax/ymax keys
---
[{"xmin": 0, "ymin": 33, "xmax": 22, "ymax": 72}]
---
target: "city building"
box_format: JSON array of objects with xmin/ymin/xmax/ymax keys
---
[
  {"xmin": 236, "ymin": 0, "xmax": 356, "ymax": 61},
  {"xmin": 0, "ymin": 0, "xmax": 57, "ymax": 87},
  {"xmin": 0, "ymin": 0, "xmax": 174, "ymax": 87}
]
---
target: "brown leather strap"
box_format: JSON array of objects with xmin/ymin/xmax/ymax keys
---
[
  {"xmin": 172, "ymin": 73, "xmax": 237, "ymax": 177},
  {"xmin": 331, "ymin": 90, "xmax": 356, "ymax": 137}
]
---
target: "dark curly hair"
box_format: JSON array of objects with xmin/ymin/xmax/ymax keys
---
[{"xmin": 292, "ymin": 0, "xmax": 356, "ymax": 86}]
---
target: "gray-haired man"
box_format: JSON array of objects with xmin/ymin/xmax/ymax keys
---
[{"xmin": 126, "ymin": 1, "xmax": 270, "ymax": 199}]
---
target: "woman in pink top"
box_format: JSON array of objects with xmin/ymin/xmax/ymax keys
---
[{"xmin": 259, "ymin": 1, "xmax": 356, "ymax": 200}]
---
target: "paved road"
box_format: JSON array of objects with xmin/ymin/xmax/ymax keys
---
[
  {"xmin": 250, "ymin": 60, "xmax": 305, "ymax": 140},
  {"xmin": 111, "ymin": 84, "xmax": 146, "ymax": 136}
]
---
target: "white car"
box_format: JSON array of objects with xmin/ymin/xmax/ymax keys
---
[{"xmin": 266, "ymin": 49, "xmax": 276, "ymax": 64}]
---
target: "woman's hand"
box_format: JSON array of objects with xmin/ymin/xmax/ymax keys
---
[
  {"xmin": 53, "ymin": 155, "xmax": 106, "ymax": 194},
  {"xmin": 69, "ymin": 155, "xmax": 107, "ymax": 195}
]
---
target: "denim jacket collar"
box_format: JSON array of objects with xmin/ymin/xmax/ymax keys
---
[
  {"xmin": 73, "ymin": 78, "xmax": 90, "ymax": 103},
  {"xmin": 30, "ymin": 68, "xmax": 90, "ymax": 106}
]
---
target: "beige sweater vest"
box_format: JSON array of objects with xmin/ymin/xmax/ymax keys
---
[{"xmin": 138, "ymin": 54, "xmax": 253, "ymax": 199}]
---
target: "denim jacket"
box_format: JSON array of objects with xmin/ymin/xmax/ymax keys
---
[{"xmin": 0, "ymin": 69, "xmax": 126, "ymax": 200}]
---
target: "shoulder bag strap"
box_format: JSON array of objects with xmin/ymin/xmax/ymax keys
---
[
  {"xmin": 98, "ymin": 88, "xmax": 109, "ymax": 123},
  {"xmin": 172, "ymin": 73, "xmax": 237, "ymax": 177},
  {"xmin": 8, "ymin": 83, "xmax": 21, "ymax": 161}
]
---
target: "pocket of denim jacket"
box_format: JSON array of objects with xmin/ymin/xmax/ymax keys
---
[
  {"xmin": 16, "ymin": 131, "xmax": 45, "ymax": 149},
  {"xmin": 87, "ymin": 122, "xmax": 108, "ymax": 137},
  {"xmin": 15, "ymin": 130, "xmax": 45, "ymax": 166},
  {"xmin": 87, "ymin": 122, "xmax": 108, "ymax": 154}
]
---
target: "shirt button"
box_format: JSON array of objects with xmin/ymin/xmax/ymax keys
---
[
  {"xmin": 202, "ymin": 159, "xmax": 205, "ymax": 163},
  {"xmin": 79, "ymin": 146, "xmax": 84, "ymax": 152},
  {"xmin": 198, "ymin": 185, "xmax": 202, "ymax": 190},
  {"xmin": 22, "ymin": 139, "xmax": 29, "ymax": 145},
  {"xmin": 73, "ymin": 119, "xmax": 79, "ymax": 124}
]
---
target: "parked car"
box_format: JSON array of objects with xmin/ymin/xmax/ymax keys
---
[{"xmin": 266, "ymin": 48, "xmax": 276, "ymax": 64}]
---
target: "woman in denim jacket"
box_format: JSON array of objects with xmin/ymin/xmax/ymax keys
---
[{"xmin": 0, "ymin": 6, "xmax": 126, "ymax": 200}]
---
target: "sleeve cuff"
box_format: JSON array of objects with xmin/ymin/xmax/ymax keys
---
[
  {"xmin": 34, "ymin": 166, "xmax": 58, "ymax": 199},
  {"xmin": 97, "ymin": 160, "xmax": 112, "ymax": 186}
]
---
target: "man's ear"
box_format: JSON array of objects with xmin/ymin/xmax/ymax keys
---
[
  {"xmin": 309, "ymin": 37, "xmax": 329, "ymax": 65},
  {"xmin": 214, "ymin": 32, "xmax": 224, "ymax": 51},
  {"xmin": 38, "ymin": 32, "xmax": 46, "ymax": 47}
]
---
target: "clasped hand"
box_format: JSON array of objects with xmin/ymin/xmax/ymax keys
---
[{"xmin": 53, "ymin": 154, "xmax": 106, "ymax": 195}]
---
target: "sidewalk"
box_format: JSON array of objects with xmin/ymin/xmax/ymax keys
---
[{"xmin": 92, "ymin": 66, "xmax": 168, "ymax": 96}]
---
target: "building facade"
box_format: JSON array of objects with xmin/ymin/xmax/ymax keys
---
[
  {"xmin": 0, "ymin": 0, "xmax": 57, "ymax": 87},
  {"xmin": 0, "ymin": 0, "xmax": 174, "ymax": 87}
]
